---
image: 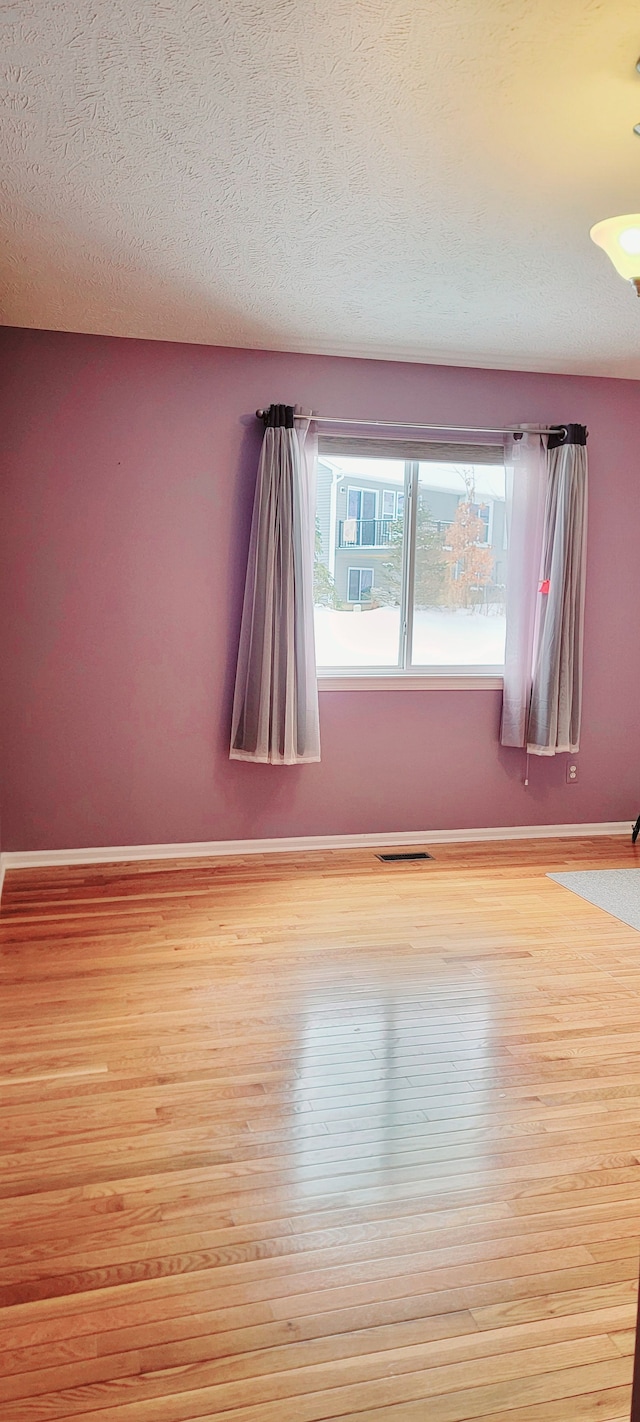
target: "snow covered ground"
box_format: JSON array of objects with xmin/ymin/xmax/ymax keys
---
[{"xmin": 315, "ymin": 606, "xmax": 505, "ymax": 668}]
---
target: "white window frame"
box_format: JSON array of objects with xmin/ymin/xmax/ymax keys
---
[{"xmin": 317, "ymin": 440, "xmax": 506, "ymax": 690}]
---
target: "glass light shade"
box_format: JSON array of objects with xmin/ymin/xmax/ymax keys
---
[{"xmin": 590, "ymin": 214, "xmax": 640, "ymax": 287}]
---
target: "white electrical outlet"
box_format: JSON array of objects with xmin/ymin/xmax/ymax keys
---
[{"xmin": 566, "ymin": 761, "xmax": 579, "ymax": 784}]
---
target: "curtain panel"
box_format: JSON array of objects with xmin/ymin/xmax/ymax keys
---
[
  {"xmin": 500, "ymin": 433, "xmax": 548, "ymax": 748},
  {"xmin": 230, "ymin": 404, "xmax": 320, "ymax": 765},
  {"xmin": 501, "ymin": 424, "xmax": 588, "ymax": 757},
  {"xmin": 527, "ymin": 425, "xmax": 588, "ymax": 755}
]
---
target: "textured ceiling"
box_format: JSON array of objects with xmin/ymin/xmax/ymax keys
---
[{"xmin": 3, "ymin": 0, "xmax": 640, "ymax": 375}]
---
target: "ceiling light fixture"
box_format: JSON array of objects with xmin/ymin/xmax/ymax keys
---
[
  {"xmin": 590, "ymin": 216, "xmax": 640, "ymax": 295},
  {"xmin": 590, "ymin": 59, "xmax": 640, "ymax": 294}
]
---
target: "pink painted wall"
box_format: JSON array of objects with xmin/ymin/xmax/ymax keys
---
[{"xmin": 0, "ymin": 326, "xmax": 637, "ymax": 851}]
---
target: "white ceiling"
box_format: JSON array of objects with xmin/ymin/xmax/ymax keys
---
[{"xmin": 3, "ymin": 0, "xmax": 640, "ymax": 376}]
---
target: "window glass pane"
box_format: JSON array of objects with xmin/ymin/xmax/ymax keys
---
[
  {"xmin": 360, "ymin": 490, "xmax": 376, "ymax": 545},
  {"xmin": 382, "ymin": 490, "xmax": 395, "ymax": 519},
  {"xmin": 410, "ymin": 462, "xmax": 506, "ymax": 668},
  {"xmin": 314, "ymin": 456, "xmax": 406, "ymax": 668}
]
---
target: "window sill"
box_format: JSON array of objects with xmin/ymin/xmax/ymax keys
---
[{"xmin": 317, "ymin": 673, "xmax": 504, "ymax": 691}]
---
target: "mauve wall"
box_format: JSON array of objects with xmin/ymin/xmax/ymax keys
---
[{"xmin": 0, "ymin": 326, "xmax": 637, "ymax": 852}]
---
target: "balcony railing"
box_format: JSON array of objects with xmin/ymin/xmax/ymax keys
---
[
  {"xmin": 337, "ymin": 516, "xmax": 456, "ymax": 549},
  {"xmin": 338, "ymin": 518, "xmax": 394, "ymax": 548}
]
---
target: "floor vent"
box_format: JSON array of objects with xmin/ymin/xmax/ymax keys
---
[{"xmin": 376, "ymin": 851, "xmax": 434, "ymax": 863}]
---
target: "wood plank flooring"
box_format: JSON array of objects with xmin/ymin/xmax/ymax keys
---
[{"xmin": 1, "ymin": 836, "xmax": 640, "ymax": 1420}]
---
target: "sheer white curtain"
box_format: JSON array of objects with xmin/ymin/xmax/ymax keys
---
[
  {"xmin": 230, "ymin": 404, "xmax": 320, "ymax": 765},
  {"xmin": 500, "ymin": 433, "xmax": 548, "ymax": 747}
]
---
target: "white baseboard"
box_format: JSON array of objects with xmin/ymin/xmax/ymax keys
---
[{"xmin": 0, "ymin": 822, "xmax": 631, "ymax": 877}]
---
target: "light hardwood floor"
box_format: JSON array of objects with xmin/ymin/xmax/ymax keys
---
[{"xmin": 1, "ymin": 836, "xmax": 640, "ymax": 1420}]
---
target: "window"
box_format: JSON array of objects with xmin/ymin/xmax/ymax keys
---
[
  {"xmin": 346, "ymin": 487, "xmax": 377, "ymax": 545},
  {"xmin": 347, "ymin": 567, "xmax": 374, "ymax": 603},
  {"xmin": 314, "ymin": 438, "xmax": 506, "ymax": 679},
  {"xmin": 470, "ymin": 502, "xmax": 490, "ymax": 542}
]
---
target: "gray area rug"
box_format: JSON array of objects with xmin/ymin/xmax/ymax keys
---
[{"xmin": 548, "ymin": 869, "xmax": 640, "ymax": 932}]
